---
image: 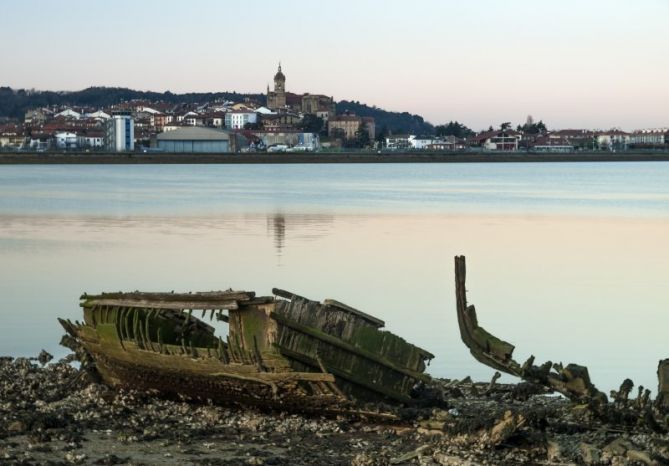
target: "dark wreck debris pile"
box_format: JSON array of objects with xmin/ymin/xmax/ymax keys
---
[{"xmin": 2, "ymin": 356, "xmax": 669, "ymax": 465}]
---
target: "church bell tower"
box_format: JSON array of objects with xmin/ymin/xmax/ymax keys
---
[{"xmin": 274, "ymin": 63, "xmax": 286, "ymax": 93}]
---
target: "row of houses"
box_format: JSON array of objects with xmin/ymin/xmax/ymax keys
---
[
  {"xmin": 8, "ymin": 94, "xmax": 374, "ymax": 152},
  {"xmin": 1, "ymin": 110, "xmax": 134, "ymax": 152},
  {"xmin": 382, "ymin": 128, "xmax": 669, "ymax": 152}
]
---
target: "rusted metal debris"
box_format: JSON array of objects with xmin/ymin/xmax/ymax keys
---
[
  {"xmin": 59, "ymin": 288, "xmax": 434, "ymax": 414},
  {"xmin": 454, "ymin": 255, "xmax": 669, "ymax": 427}
]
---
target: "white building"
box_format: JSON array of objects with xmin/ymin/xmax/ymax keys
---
[
  {"xmin": 385, "ymin": 135, "xmax": 413, "ymax": 150},
  {"xmin": 105, "ymin": 112, "xmax": 134, "ymax": 152},
  {"xmin": 56, "ymin": 108, "xmax": 81, "ymax": 119},
  {"xmin": 629, "ymin": 128, "xmax": 668, "ymax": 146},
  {"xmin": 254, "ymin": 106, "xmax": 275, "ymax": 115},
  {"xmin": 77, "ymin": 133, "xmax": 105, "ymax": 148},
  {"xmin": 596, "ymin": 130, "xmax": 629, "ymax": 149},
  {"xmin": 84, "ymin": 110, "xmax": 111, "ymax": 120},
  {"xmin": 225, "ymin": 111, "xmax": 258, "ymax": 129},
  {"xmin": 54, "ymin": 132, "xmax": 78, "ymax": 149},
  {"xmin": 409, "ymin": 136, "xmax": 437, "ymax": 150}
]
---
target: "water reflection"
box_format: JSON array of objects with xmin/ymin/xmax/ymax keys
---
[
  {"xmin": 266, "ymin": 213, "xmax": 336, "ymax": 259},
  {"xmin": 269, "ymin": 214, "xmax": 286, "ymax": 256}
]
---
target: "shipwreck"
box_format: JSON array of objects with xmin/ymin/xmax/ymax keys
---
[
  {"xmin": 58, "ymin": 256, "xmax": 668, "ymax": 425},
  {"xmin": 59, "ymin": 288, "xmax": 433, "ymax": 413},
  {"xmin": 454, "ymin": 255, "xmax": 669, "ymax": 426}
]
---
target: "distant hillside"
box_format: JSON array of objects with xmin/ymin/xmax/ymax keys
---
[
  {"xmin": 336, "ymin": 100, "xmax": 434, "ymax": 136},
  {"xmin": 0, "ymin": 86, "xmax": 435, "ymax": 135},
  {"xmin": 0, "ymin": 87, "xmax": 265, "ymax": 119}
]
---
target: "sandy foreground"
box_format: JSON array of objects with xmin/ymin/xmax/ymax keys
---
[{"xmin": 1, "ymin": 355, "xmax": 668, "ymax": 466}]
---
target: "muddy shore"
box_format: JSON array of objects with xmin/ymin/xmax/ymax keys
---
[
  {"xmin": 1, "ymin": 151, "xmax": 669, "ymax": 165},
  {"xmin": 2, "ymin": 355, "xmax": 668, "ymax": 466}
]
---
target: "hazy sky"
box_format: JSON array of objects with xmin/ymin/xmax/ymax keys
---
[{"xmin": 2, "ymin": 0, "xmax": 668, "ymax": 130}]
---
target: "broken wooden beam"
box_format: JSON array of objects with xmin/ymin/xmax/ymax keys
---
[
  {"xmin": 81, "ymin": 290, "xmax": 255, "ymax": 303},
  {"xmin": 454, "ymin": 255, "xmax": 607, "ymax": 404},
  {"xmin": 659, "ymin": 359, "xmax": 669, "ymax": 412},
  {"xmin": 81, "ymin": 299, "xmax": 240, "ymax": 311}
]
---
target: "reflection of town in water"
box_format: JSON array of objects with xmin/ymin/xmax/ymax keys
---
[{"xmin": 266, "ymin": 213, "xmax": 335, "ymax": 257}]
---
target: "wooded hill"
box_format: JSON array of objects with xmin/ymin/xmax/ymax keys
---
[{"xmin": 0, "ymin": 87, "xmax": 435, "ymax": 135}]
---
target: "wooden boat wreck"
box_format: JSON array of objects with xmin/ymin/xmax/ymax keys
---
[
  {"xmin": 59, "ymin": 288, "xmax": 433, "ymax": 413},
  {"xmin": 454, "ymin": 255, "xmax": 669, "ymax": 418}
]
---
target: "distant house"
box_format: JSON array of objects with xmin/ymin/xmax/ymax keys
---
[
  {"xmin": 0, "ymin": 124, "xmax": 27, "ymax": 149},
  {"xmin": 596, "ymin": 130, "xmax": 629, "ymax": 150},
  {"xmin": 77, "ymin": 130, "xmax": 105, "ymax": 148},
  {"xmin": 84, "ymin": 110, "xmax": 111, "ymax": 120},
  {"xmin": 261, "ymin": 113, "xmax": 301, "ymax": 132},
  {"xmin": 225, "ymin": 110, "xmax": 258, "ymax": 129},
  {"xmin": 24, "ymin": 109, "xmax": 50, "ymax": 126},
  {"xmin": 628, "ymin": 128, "xmax": 669, "ymax": 148},
  {"xmin": 55, "ymin": 108, "xmax": 82, "ymax": 120},
  {"xmin": 254, "ymin": 106, "xmax": 275, "ymax": 115},
  {"xmin": 474, "ymin": 130, "xmax": 521, "ymax": 151},
  {"xmin": 202, "ymin": 112, "xmax": 226, "ymax": 128},
  {"xmin": 531, "ymin": 135, "xmax": 574, "ymax": 152},
  {"xmin": 175, "ymin": 111, "xmax": 198, "ymax": 122},
  {"xmin": 54, "ymin": 132, "xmax": 78, "ymax": 149},
  {"xmin": 136, "ymin": 106, "xmax": 162, "ymax": 115},
  {"xmin": 153, "ymin": 113, "xmax": 173, "ymax": 130},
  {"xmin": 184, "ymin": 114, "xmax": 206, "ymax": 127},
  {"xmin": 328, "ymin": 115, "xmax": 375, "ymax": 141},
  {"xmin": 548, "ymin": 129, "xmax": 595, "ymax": 150},
  {"xmin": 156, "ymin": 127, "xmax": 234, "ymax": 153},
  {"xmin": 385, "ymin": 135, "xmax": 413, "ymax": 150},
  {"xmin": 409, "ymin": 135, "xmax": 436, "ymax": 150},
  {"xmin": 425, "ymin": 136, "xmax": 467, "ymax": 151},
  {"xmin": 384, "ymin": 135, "xmax": 464, "ymax": 151},
  {"xmin": 251, "ymin": 131, "xmax": 320, "ymax": 151},
  {"xmin": 28, "ymin": 133, "xmax": 51, "ymax": 151}
]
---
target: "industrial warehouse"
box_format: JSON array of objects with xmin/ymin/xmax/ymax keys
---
[{"xmin": 155, "ymin": 127, "xmax": 235, "ymax": 153}]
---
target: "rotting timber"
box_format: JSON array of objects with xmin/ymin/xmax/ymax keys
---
[
  {"xmin": 454, "ymin": 255, "xmax": 669, "ymax": 429},
  {"xmin": 59, "ymin": 288, "xmax": 433, "ymax": 413}
]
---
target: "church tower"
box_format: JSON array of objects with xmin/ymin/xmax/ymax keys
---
[
  {"xmin": 274, "ymin": 63, "xmax": 286, "ymax": 94},
  {"xmin": 267, "ymin": 63, "xmax": 287, "ymax": 110}
]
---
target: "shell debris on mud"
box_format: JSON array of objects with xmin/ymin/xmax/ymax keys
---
[{"xmin": 2, "ymin": 354, "xmax": 669, "ymax": 465}]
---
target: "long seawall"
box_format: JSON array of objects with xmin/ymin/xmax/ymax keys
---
[{"xmin": 1, "ymin": 152, "xmax": 669, "ymax": 164}]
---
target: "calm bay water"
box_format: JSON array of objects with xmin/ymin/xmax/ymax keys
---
[{"xmin": 1, "ymin": 162, "xmax": 668, "ymax": 392}]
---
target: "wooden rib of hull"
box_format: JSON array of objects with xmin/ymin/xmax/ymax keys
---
[{"xmin": 64, "ymin": 287, "xmax": 434, "ymax": 409}]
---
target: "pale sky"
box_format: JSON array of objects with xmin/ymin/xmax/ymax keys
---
[{"xmin": 1, "ymin": 0, "xmax": 668, "ymax": 130}]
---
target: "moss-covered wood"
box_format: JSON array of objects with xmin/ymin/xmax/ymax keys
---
[
  {"xmin": 64, "ymin": 286, "xmax": 434, "ymax": 410},
  {"xmin": 271, "ymin": 292, "xmax": 433, "ymax": 403}
]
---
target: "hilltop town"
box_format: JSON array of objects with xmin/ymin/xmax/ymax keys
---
[{"xmin": 1, "ymin": 65, "xmax": 668, "ymax": 154}]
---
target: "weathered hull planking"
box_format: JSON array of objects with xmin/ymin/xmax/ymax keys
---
[{"xmin": 60, "ymin": 288, "xmax": 433, "ymax": 412}]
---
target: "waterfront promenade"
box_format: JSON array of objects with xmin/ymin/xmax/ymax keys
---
[{"xmin": 1, "ymin": 151, "xmax": 669, "ymax": 164}]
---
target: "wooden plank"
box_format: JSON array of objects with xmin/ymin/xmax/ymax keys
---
[
  {"xmin": 275, "ymin": 344, "xmax": 412, "ymax": 402},
  {"xmin": 270, "ymin": 311, "xmax": 430, "ymax": 383},
  {"xmin": 272, "ymin": 288, "xmax": 312, "ymax": 302},
  {"xmin": 211, "ymin": 370, "xmax": 336, "ymax": 384},
  {"xmin": 81, "ymin": 290, "xmax": 255, "ymax": 302},
  {"xmin": 659, "ymin": 359, "xmax": 669, "ymax": 409},
  {"xmin": 323, "ymin": 299, "xmax": 385, "ymax": 328},
  {"xmin": 82, "ymin": 299, "xmax": 239, "ymax": 310}
]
